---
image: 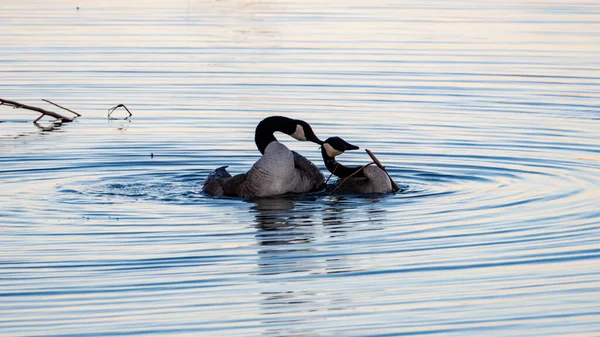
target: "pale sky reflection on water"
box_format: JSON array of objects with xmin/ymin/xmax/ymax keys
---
[{"xmin": 1, "ymin": 1, "xmax": 599, "ymax": 336}]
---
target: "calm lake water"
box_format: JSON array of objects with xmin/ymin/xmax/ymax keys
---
[{"xmin": 1, "ymin": 0, "xmax": 599, "ymax": 336}]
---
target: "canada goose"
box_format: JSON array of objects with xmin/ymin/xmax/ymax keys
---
[
  {"xmin": 203, "ymin": 116, "xmax": 325, "ymax": 197},
  {"xmin": 322, "ymin": 136, "xmax": 393, "ymax": 194}
]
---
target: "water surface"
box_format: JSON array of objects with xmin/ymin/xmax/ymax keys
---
[{"xmin": 1, "ymin": 0, "xmax": 599, "ymax": 336}]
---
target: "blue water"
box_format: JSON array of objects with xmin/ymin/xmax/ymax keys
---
[{"xmin": 1, "ymin": 0, "xmax": 599, "ymax": 336}]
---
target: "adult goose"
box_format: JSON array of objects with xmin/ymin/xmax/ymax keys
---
[
  {"xmin": 321, "ymin": 136, "xmax": 393, "ymax": 194},
  {"xmin": 203, "ymin": 116, "xmax": 325, "ymax": 197}
]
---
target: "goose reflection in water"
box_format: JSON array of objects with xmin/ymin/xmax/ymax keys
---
[{"xmin": 249, "ymin": 196, "xmax": 388, "ymax": 337}]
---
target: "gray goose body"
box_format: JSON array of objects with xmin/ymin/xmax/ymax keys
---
[
  {"xmin": 322, "ymin": 137, "xmax": 393, "ymax": 194},
  {"xmin": 203, "ymin": 117, "xmax": 325, "ymax": 197},
  {"xmin": 328, "ymin": 166, "xmax": 392, "ymax": 194}
]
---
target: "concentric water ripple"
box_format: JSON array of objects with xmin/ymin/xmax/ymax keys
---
[{"xmin": 1, "ymin": 0, "xmax": 600, "ymax": 336}]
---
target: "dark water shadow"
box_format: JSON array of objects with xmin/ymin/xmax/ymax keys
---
[
  {"xmin": 249, "ymin": 195, "xmax": 387, "ymax": 336},
  {"xmin": 1, "ymin": 120, "xmax": 70, "ymax": 140}
]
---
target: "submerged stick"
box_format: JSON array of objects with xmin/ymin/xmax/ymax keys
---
[
  {"xmin": 34, "ymin": 121, "xmax": 61, "ymax": 132},
  {"xmin": 0, "ymin": 98, "xmax": 74, "ymax": 122},
  {"xmin": 108, "ymin": 104, "xmax": 132, "ymax": 119},
  {"xmin": 365, "ymin": 149, "xmax": 401, "ymax": 192}
]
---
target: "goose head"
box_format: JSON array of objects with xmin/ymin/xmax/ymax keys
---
[
  {"xmin": 322, "ymin": 136, "xmax": 359, "ymax": 158},
  {"xmin": 285, "ymin": 119, "xmax": 324, "ymax": 145},
  {"xmin": 255, "ymin": 116, "xmax": 325, "ymax": 154}
]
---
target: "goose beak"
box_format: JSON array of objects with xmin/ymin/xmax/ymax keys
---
[{"xmin": 343, "ymin": 140, "xmax": 359, "ymax": 151}]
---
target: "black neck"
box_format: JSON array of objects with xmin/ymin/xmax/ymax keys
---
[
  {"xmin": 321, "ymin": 147, "xmax": 365, "ymax": 178},
  {"xmin": 254, "ymin": 116, "xmax": 295, "ymax": 154}
]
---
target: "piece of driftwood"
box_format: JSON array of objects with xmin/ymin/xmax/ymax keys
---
[
  {"xmin": 0, "ymin": 98, "xmax": 76, "ymax": 123},
  {"xmin": 365, "ymin": 149, "xmax": 401, "ymax": 192},
  {"xmin": 108, "ymin": 104, "xmax": 132, "ymax": 119},
  {"xmin": 42, "ymin": 99, "xmax": 82, "ymax": 117}
]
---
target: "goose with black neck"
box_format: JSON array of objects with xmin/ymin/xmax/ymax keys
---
[
  {"xmin": 203, "ymin": 116, "xmax": 325, "ymax": 197},
  {"xmin": 322, "ymin": 136, "xmax": 397, "ymax": 194}
]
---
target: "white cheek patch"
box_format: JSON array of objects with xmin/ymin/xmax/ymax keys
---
[
  {"xmin": 324, "ymin": 143, "xmax": 343, "ymax": 157},
  {"xmin": 290, "ymin": 124, "xmax": 307, "ymax": 141}
]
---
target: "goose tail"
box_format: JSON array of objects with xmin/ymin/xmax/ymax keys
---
[{"xmin": 203, "ymin": 166, "xmax": 231, "ymax": 196}]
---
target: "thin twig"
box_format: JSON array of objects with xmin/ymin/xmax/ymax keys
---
[
  {"xmin": 324, "ymin": 163, "xmax": 340, "ymax": 185},
  {"xmin": 0, "ymin": 97, "xmax": 73, "ymax": 123},
  {"xmin": 365, "ymin": 149, "xmax": 400, "ymax": 192},
  {"xmin": 108, "ymin": 104, "xmax": 132, "ymax": 119},
  {"xmin": 331, "ymin": 162, "xmax": 375, "ymax": 193},
  {"xmin": 42, "ymin": 99, "xmax": 82, "ymax": 117}
]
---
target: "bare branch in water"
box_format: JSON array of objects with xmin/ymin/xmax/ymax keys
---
[
  {"xmin": 331, "ymin": 162, "xmax": 375, "ymax": 193},
  {"xmin": 108, "ymin": 104, "xmax": 132, "ymax": 119},
  {"xmin": 42, "ymin": 99, "xmax": 82, "ymax": 117},
  {"xmin": 0, "ymin": 97, "xmax": 74, "ymax": 123},
  {"xmin": 365, "ymin": 149, "xmax": 401, "ymax": 192}
]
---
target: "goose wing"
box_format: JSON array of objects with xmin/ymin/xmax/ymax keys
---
[
  {"xmin": 328, "ymin": 166, "xmax": 392, "ymax": 194},
  {"xmin": 219, "ymin": 172, "xmax": 249, "ymax": 196},
  {"xmin": 292, "ymin": 151, "xmax": 325, "ymax": 191},
  {"xmin": 362, "ymin": 166, "xmax": 392, "ymax": 193}
]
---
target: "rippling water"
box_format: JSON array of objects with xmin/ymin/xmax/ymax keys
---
[{"xmin": 1, "ymin": 0, "xmax": 599, "ymax": 336}]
